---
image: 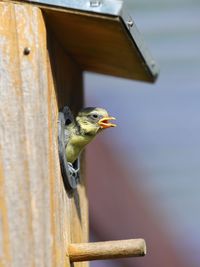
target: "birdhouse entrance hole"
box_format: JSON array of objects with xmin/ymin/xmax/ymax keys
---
[{"xmin": 58, "ymin": 106, "xmax": 80, "ymax": 192}]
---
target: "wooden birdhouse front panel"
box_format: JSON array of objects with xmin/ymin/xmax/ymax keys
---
[
  {"xmin": 0, "ymin": 2, "xmax": 88, "ymax": 267},
  {"xmin": 0, "ymin": 0, "xmax": 159, "ymax": 266}
]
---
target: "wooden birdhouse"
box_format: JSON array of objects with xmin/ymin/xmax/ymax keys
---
[{"xmin": 0, "ymin": 1, "xmax": 159, "ymax": 266}]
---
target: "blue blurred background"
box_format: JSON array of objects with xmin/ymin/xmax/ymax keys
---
[{"xmin": 84, "ymin": 0, "xmax": 200, "ymax": 266}]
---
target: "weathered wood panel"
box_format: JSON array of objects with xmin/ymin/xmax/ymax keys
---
[
  {"xmin": 46, "ymin": 22, "xmax": 89, "ymax": 267},
  {"xmin": 0, "ymin": 2, "xmax": 88, "ymax": 267}
]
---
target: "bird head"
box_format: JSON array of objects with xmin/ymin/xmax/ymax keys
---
[{"xmin": 76, "ymin": 107, "xmax": 116, "ymax": 136}]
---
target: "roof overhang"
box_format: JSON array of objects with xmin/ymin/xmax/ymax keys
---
[{"xmin": 21, "ymin": 0, "xmax": 159, "ymax": 82}]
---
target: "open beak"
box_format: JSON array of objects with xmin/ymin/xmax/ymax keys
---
[{"xmin": 98, "ymin": 116, "xmax": 117, "ymax": 129}]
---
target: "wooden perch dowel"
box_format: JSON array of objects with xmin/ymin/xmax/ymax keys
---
[{"xmin": 68, "ymin": 239, "xmax": 146, "ymax": 262}]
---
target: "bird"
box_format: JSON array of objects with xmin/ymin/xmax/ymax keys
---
[{"xmin": 65, "ymin": 107, "xmax": 117, "ymax": 165}]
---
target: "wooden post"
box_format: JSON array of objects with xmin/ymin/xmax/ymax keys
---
[{"xmin": 68, "ymin": 239, "xmax": 146, "ymax": 262}]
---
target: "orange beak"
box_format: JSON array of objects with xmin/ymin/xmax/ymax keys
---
[{"xmin": 98, "ymin": 116, "xmax": 117, "ymax": 129}]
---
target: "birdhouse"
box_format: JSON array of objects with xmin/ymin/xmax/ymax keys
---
[{"xmin": 0, "ymin": 1, "xmax": 159, "ymax": 267}]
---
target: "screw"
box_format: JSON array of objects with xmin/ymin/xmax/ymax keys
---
[
  {"xmin": 90, "ymin": 0, "xmax": 101, "ymax": 7},
  {"xmin": 23, "ymin": 47, "xmax": 31, "ymax": 55},
  {"xmin": 127, "ymin": 19, "xmax": 134, "ymax": 29}
]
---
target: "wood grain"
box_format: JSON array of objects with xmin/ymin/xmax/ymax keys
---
[
  {"xmin": 69, "ymin": 239, "xmax": 146, "ymax": 262},
  {"xmin": 47, "ymin": 23, "xmax": 89, "ymax": 267},
  {"xmin": 43, "ymin": 9, "xmax": 155, "ymax": 82},
  {"xmin": 0, "ymin": 2, "xmax": 88, "ymax": 267}
]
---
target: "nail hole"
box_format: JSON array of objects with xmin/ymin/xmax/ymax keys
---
[{"xmin": 23, "ymin": 47, "xmax": 31, "ymax": 55}]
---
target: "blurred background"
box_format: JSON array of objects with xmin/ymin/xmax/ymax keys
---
[{"xmin": 84, "ymin": 0, "xmax": 200, "ymax": 266}]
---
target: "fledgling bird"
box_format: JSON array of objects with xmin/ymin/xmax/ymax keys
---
[{"xmin": 65, "ymin": 107, "xmax": 116, "ymax": 164}]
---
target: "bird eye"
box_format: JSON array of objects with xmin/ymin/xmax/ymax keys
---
[{"xmin": 91, "ymin": 114, "xmax": 98, "ymax": 119}]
